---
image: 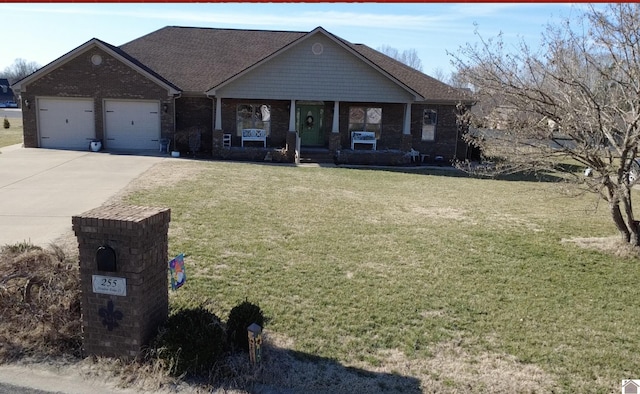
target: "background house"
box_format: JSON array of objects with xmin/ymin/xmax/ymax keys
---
[
  {"xmin": 12, "ymin": 26, "xmax": 474, "ymax": 165},
  {"xmin": 0, "ymin": 78, "xmax": 17, "ymax": 106}
]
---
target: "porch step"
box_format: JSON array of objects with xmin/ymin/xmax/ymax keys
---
[{"xmin": 299, "ymin": 149, "xmax": 334, "ymax": 164}]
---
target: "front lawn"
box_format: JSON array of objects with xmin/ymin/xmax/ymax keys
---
[{"xmin": 126, "ymin": 161, "xmax": 638, "ymax": 392}]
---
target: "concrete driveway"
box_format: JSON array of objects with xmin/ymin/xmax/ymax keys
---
[{"xmin": 0, "ymin": 145, "xmax": 166, "ymax": 247}]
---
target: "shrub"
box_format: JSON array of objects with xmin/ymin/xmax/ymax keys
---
[
  {"xmin": 227, "ymin": 300, "xmax": 265, "ymax": 351},
  {"xmin": 3, "ymin": 117, "xmax": 9, "ymax": 129},
  {"xmin": 153, "ymin": 306, "xmax": 226, "ymax": 376}
]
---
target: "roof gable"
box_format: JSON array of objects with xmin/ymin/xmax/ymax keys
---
[
  {"xmin": 211, "ymin": 29, "xmax": 419, "ymax": 102},
  {"xmin": 12, "ymin": 38, "xmax": 180, "ymax": 95},
  {"xmin": 208, "ymin": 27, "xmax": 423, "ymax": 101}
]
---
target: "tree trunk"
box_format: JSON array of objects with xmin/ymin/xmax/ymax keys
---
[
  {"xmin": 620, "ymin": 187, "xmax": 639, "ymax": 246},
  {"xmin": 610, "ymin": 201, "xmax": 631, "ymax": 243},
  {"xmin": 604, "ymin": 178, "xmax": 632, "ymax": 244}
]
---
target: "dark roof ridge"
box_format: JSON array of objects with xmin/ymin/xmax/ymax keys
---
[{"xmin": 163, "ymin": 25, "xmax": 310, "ymax": 34}]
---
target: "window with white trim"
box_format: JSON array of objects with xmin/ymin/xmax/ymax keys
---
[
  {"xmin": 237, "ymin": 104, "xmax": 271, "ymax": 136},
  {"xmin": 349, "ymin": 107, "xmax": 382, "ymax": 139},
  {"xmin": 422, "ymin": 109, "xmax": 437, "ymax": 141}
]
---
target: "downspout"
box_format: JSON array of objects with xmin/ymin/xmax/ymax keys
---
[
  {"xmin": 173, "ymin": 93, "xmax": 181, "ymax": 136},
  {"xmin": 172, "ymin": 93, "xmax": 181, "ymax": 153}
]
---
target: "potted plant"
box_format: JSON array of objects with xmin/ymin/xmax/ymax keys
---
[{"xmin": 90, "ymin": 139, "xmax": 102, "ymax": 152}]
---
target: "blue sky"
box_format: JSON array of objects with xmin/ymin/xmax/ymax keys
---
[{"xmin": 0, "ymin": 3, "xmax": 590, "ymax": 79}]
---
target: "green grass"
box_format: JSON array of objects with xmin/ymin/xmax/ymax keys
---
[
  {"xmin": 0, "ymin": 116, "xmax": 23, "ymax": 148},
  {"xmin": 126, "ymin": 161, "xmax": 639, "ymax": 392}
]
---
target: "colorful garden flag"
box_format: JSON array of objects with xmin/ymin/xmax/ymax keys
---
[{"xmin": 169, "ymin": 254, "xmax": 186, "ymax": 290}]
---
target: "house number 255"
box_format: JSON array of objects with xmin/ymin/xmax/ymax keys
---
[
  {"xmin": 101, "ymin": 278, "xmax": 119, "ymax": 287},
  {"xmin": 92, "ymin": 275, "xmax": 127, "ymax": 296}
]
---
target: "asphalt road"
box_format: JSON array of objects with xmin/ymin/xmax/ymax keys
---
[
  {"xmin": 0, "ymin": 382, "xmax": 59, "ymax": 394},
  {"xmin": 0, "ymin": 364, "xmax": 139, "ymax": 394},
  {"xmin": 0, "ymin": 108, "xmax": 21, "ymax": 119}
]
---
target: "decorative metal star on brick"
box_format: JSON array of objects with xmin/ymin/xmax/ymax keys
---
[{"xmin": 98, "ymin": 300, "xmax": 123, "ymax": 331}]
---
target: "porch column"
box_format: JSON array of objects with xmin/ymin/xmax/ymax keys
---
[
  {"xmin": 289, "ymin": 100, "xmax": 297, "ymax": 131},
  {"xmin": 402, "ymin": 102, "xmax": 413, "ymax": 152},
  {"xmin": 332, "ymin": 101, "xmax": 340, "ymax": 133},
  {"xmin": 215, "ymin": 96, "xmax": 222, "ymax": 130},
  {"xmin": 403, "ymin": 102, "xmax": 412, "ymax": 135},
  {"xmin": 329, "ymin": 100, "xmax": 341, "ymax": 152}
]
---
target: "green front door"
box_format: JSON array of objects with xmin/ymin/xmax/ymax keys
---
[{"xmin": 298, "ymin": 105, "xmax": 324, "ymax": 146}]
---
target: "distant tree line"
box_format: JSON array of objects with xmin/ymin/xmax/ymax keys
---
[{"xmin": 0, "ymin": 59, "xmax": 40, "ymax": 85}]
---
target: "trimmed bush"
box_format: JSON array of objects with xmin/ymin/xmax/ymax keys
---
[
  {"xmin": 3, "ymin": 117, "xmax": 9, "ymax": 129},
  {"xmin": 153, "ymin": 306, "xmax": 226, "ymax": 376},
  {"xmin": 227, "ymin": 300, "xmax": 265, "ymax": 351}
]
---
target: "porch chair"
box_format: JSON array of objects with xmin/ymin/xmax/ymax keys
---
[
  {"xmin": 159, "ymin": 138, "xmax": 171, "ymax": 153},
  {"xmin": 409, "ymin": 149, "xmax": 420, "ymax": 163},
  {"xmin": 222, "ymin": 133, "xmax": 232, "ymax": 148}
]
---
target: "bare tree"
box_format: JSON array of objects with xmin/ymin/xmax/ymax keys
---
[
  {"xmin": 431, "ymin": 67, "xmax": 450, "ymax": 83},
  {"xmin": 377, "ymin": 45, "xmax": 423, "ymax": 72},
  {"xmin": 1, "ymin": 59, "xmax": 40, "ymax": 84},
  {"xmin": 451, "ymin": 3, "xmax": 640, "ymax": 247}
]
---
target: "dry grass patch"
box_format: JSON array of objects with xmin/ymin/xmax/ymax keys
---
[
  {"xmin": 561, "ymin": 236, "xmax": 640, "ymax": 258},
  {"xmin": 106, "ymin": 159, "xmax": 207, "ymax": 205},
  {"xmin": 0, "ymin": 243, "xmax": 81, "ymax": 362}
]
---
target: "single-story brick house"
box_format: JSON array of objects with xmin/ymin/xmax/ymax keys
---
[{"xmin": 12, "ymin": 26, "xmax": 474, "ymax": 165}]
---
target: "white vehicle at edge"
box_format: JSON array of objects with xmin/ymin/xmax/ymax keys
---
[{"xmin": 629, "ymin": 159, "xmax": 640, "ymax": 184}]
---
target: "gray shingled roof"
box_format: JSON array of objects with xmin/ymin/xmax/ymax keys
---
[
  {"xmin": 120, "ymin": 26, "xmax": 471, "ymax": 103},
  {"xmin": 349, "ymin": 44, "xmax": 472, "ymax": 103},
  {"xmin": 120, "ymin": 26, "xmax": 306, "ymax": 93}
]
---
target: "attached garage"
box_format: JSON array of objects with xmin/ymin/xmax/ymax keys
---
[
  {"xmin": 37, "ymin": 98, "xmax": 95, "ymax": 150},
  {"xmin": 104, "ymin": 100, "xmax": 161, "ymax": 150}
]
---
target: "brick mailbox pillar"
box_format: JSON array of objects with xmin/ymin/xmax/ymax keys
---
[{"xmin": 72, "ymin": 204, "xmax": 171, "ymax": 358}]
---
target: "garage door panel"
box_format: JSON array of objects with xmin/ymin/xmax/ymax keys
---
[
  {"xmin": 105, "ymin": 100, "xmax": 160, "ymax": 150},
  {"xmin": 38, "ymin": 98, "xmax": 95, "ymax": 149}
]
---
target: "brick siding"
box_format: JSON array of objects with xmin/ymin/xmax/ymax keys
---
[{"xmin": 22, "ymin": 47, "xmax": 175, "ymax": 148}]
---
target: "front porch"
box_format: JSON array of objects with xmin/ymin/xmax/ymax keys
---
[
  {"xmin": 211, "ymin": 129, "xmax": 423, "ymax": 166},
  {"xmin": 170, "ymin": 97, "xmax": 464, "ymax": 166}
]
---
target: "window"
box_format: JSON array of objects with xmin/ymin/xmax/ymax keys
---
[
  {"xmin": 349, "ymin": 107, "xmax": 382, "ymax": 139},
  {"xmin": 237, "ymin": 104, "xmax": 271, "ymax": 136},
  {"xmin": 422, "ymin": 109, "xmax": 437, "ymax": 141}
]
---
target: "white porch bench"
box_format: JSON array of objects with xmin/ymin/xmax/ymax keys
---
[
  {"xmin": 241, "ymin": 128, "xmax": 267, "ymax": 147},
  {"xmin": 351, "ymin": 131, "xmax": 377, "ymax": 150}
]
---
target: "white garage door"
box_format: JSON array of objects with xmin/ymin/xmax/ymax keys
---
[
  {"xmin": 104, "ymin": 100, "xmax": 160, "ymax": 150},
  {"xmin": 38, "ymin": 98, "xmax": 95, "ymax": 149}
]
